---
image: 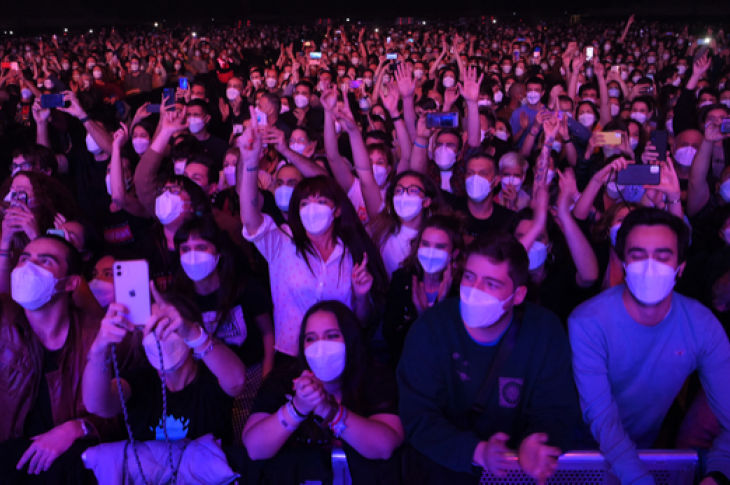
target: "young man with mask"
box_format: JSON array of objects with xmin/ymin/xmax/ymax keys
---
[
  {"xmin": 280, "ymin": 81, "xmax": 324, "ymax": 132},
  {"xmin": 186, "ymin": 99, "xmax": 228, "ymax": 170},
  {"xmin": 398, "ymin": 232, "xmax": 580, "ymax": 485},
  {"xmin": 569, "ymin": 208, "xmax": 730, "ymax": 485},
  {"xmin": 257, "ymin": 91, "xmax": 293, "ymax": 141},
  {"xmin": 509, "ymin": 77, "xmax": 545, "ymax": 149},
  {"xmin": 122, "ymin": 57, "xmax": 152, "ymax": 97},
  {"xmin": 0, "ymin": 236, "xmax": 131, "ymax": 482}
]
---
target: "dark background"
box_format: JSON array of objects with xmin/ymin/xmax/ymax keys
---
[{"xmin": 1, "ymin": 0, "xmax": 729, "ymax": 31}]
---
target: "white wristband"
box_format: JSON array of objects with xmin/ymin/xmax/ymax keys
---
[{"xmin": 184, "ymin": 325, "xmax": 208, "ymax": 348}]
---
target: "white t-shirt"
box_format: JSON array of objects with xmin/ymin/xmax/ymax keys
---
[{"xmin": 347, "ymin": 178, "xmax": 388, "ymax": 224}]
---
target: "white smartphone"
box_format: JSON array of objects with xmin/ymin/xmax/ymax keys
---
[
  {"xmin": 113, "ymin": 260, "xmax": 151, "ymax": 327},
  {"xmin": 586, "ymin": 47, "xmax": 594, "ymax": 61},
  {"xmin": 233, "ymin": 124, "xmax": 244, "ymax": 135}
]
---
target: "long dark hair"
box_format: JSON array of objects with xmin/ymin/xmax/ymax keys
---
[
  {"xmin": 172, "ymin": 216, "xmax": 251, "ymax": 323},
  {"xmin": 401, "ymin": 213, "xmax": 466, "ymax": 282},
  {"xmin": 369, "ymin": 170, "xmax": 445, "ymax": 252},
  {"xmin": 287, "ymin": 175, "xmax": 388, "ymax": 298},
  {"xmin": 297, "ymin": 301, "xmax": 369, "ymax": 411}
]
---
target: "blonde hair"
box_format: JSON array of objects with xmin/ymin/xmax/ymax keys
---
[{"xmin": 498, "ymin": 151, "xmax": 529, "ymax": 173}]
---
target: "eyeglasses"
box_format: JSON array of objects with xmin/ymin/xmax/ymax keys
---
[
  {"xmin": 156, "ymin": 185, "xmax": 183, "ymax": 196},
  {"xmin": 394, "ymin": 184, "xmax": 425, "ymax": 197},
  {"xmin": 10, "ymin": 162, "xmax": 33, "ymax": 173}
]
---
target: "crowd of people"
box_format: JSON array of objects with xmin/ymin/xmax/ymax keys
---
[{"xmin": 1, "ymin": 13, "xmax": 730, "ymax": 485}]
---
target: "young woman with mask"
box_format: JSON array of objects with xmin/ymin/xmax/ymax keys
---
[
  {"xmin": 382, "ymin": 214, "xmax": 464, "ymax": 367},
  {"xmin": 495, "ymin": 151, "xmax": 531, "ymax": 211},
  {"xmin": 82, "ymin": 287, "xmax": 247, "ymax": 446},
  {"xmin": 241, "ymin": 301, "xmax": 404, "ymax": 482},
  {"xmin": 238, "ymin": 110, "xmax": 387, "ymax": 362},
  {"xmin": 512, "ymin": 167, "xmax": 599, "ymax": 323},
  {"xmin": 172, "ymin": 216, "xmax": 274, "ymax": 440}
]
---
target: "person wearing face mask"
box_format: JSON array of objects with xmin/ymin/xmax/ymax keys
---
[
  {"xmin": 397, "ymin": 233, "xmax": 582, "ymax": 484},
  {"xmin": 219, "ymin": 76, "xmax": 247, "ymax": 127},
  {"xmin": 186, "ymin": 100, "xmax": 228, "ymax": 169},
  {"xmin": 122, "ymin": 56, "xmax": 152, "ymax": 96},
  {"xmin": 171, "ymin": 217, "xmax": 274, "ymax": 443},
  {"xmin": 82, "ymin": 286, "xmax": 247, "ymax": 448},
  {"xmin": 495, "ymin": 152, "xmax": 531, "ymax": 211},
  {"xmin": 0, "ymin": 237, "xmax": 136, "ymax": 483},
  {"xmin": 686, "ymin": 119, "xmax": 730, "ymax": 227},
  {"xmin": 239, "ymin": 115, "xmax": 387, "ymax": 363},
  {"xmin": 496, "ymin": 82, "xmax": 525, "ymax": 125},
  {"xmin": 87, "ymin": 253, "xmax": 117, "ymax": 309},
  {"xmin": 272, "ymin": 163, "xmax": 304, "ymax": 219},
  {"xmin": 510, "ymin": 78, "xmax": 545, "ymax": 148},
  {"xmin": 382, "ymin": 215, "xmax": 464, "ymax": 367},
  {"xmin": 642, "ymin": 128, "xmax": 702, "ymax": 202},
  {"xmin": 90, "ymin": 66, "xmax": 125, "ymax": 103},
  {"xmin": 257, "ymin": 92, "xmax": 293, "ymax": 141},
  {"xmin": 240, "ymin": 301, "xmax": 404, "ymax": 481},
  {"xmin": 512, "ymin": 169, "xmax": 599, "ymax": 323},
  {"xmin": 569, "ymin": 208, "xmax": 730, "ymax": 485},
  {"xmin": 280, "ymin": 81, "xmax": 325, "ymax": 132},
  {"xmin": 628, "ymin": 97, "xmax": 654, "ymax": 133}
]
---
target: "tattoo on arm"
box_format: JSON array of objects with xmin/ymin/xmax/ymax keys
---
[
  {"xmin": 245, "ymin": 166, "xmax": 258, "ymax": 172},
  {"xmin": 535, "ymin": 144, "xmax": 551, "ymax": 184}
]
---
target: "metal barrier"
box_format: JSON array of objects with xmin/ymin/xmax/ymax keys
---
[{"xmin": 330, "ymin": 449, "xmax": 697, "ymax": 485}]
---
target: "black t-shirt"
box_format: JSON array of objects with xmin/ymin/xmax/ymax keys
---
[
  {"xmin": 66, "ymin": 150, "xmax": 110, "ymax": 222},
  {"xmin": 442, "ymin": 192, "xmax": 516, "ymax": 238},
  {"xmin": 121, "ymin": 363, "xmax": 233, "ymax": 444},
  {"xmin": 100, "ymin": 208, "xmax": 154, "ymax": 251},
  {"xmin": 195, "ymin": 281, "xmax": 272, "ymax": 367},
  {"xmin": 23, "ymin": 348, "xmax": 61, "ymax": 438},
  {"xmin": 533, "ymin": 263, "xmax": 597, "ymax": 325},
  {"xmin": 198, "ymin": 135, "xmax": 229, "ymax": 170},
  {"xmin": 137, "ymin": 225, "xmax": 179, "ymax": 291}
]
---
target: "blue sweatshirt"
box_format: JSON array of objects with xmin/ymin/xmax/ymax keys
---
[
  {"xmin": 397, "ymin": 299, "xmax": 579, "ymax": 474},
  {"xmin": 569, "ymin": 285, "xmax": 730, "ymax": 484}
]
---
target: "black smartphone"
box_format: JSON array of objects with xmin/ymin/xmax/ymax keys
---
[
  {"xmin": 162, "ymin": 88, "xmax": 175, "ymax": 107},
  {"xmin": 146, "ymin": 104, "xmax": 161, "ymax": 113},
  {"xmin": 427, "ymin": 112, "xmax": 459, "ymax": 129},
  {"xmin": 617, "ymin": 164, "xmax": 661, "ymax": 186},
  {"xmin": 650, "ymin": 130, "xmax": 668, "ymax": 162},
  {"xmin": 720, "ymin": 119, "xmax": 730, "ymax": 134},
  {"xmin": 40, "ymin": 93, "xmax": 65, "ymax": 109}
]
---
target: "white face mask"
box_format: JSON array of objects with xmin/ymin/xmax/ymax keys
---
[
  {"xmin": 578, "ymin": 113, "xmax": 595, "ymax": 127},
  {"xmin": 252, "ymin": 79, "xmax": 262, "ymax": 89},
  {"xmin": 502, "ymin": 65, "xmax": 512, "ymax": 73},
  {"xmin": 11, "ymin": 262, "xmax": 59, "ymax": 310},
  {"xmin": 414, "ymin": 69, "xmax": 424, "ymax": 79},
  {"xmin": 501, "ymin": 176, "xmax": 522, "ymax": 191},
  {"xmin": 275, "ymin": 185, "xmax": 294, "ymax": 211},
  {"xmin": 132, "ymin": 138, "xmax": 150, "ymax": 155},
  {"xmin": 305, "ymin": 340, "xmax": 346, "ymax": 382},
  {"xmin": 493, "ymin": 91, "xmax": 503, "ymax": 103},
  {"xmin": 174, "ymin": 161, "xmax": 187, "ymax": 175},
  {"xmin": 629, "ymin": 137, "xmax": 639, "ymax": 151},
  {"xmin": 528, "ymin": 241, "xmax": 548, "ymax": 270},
  {"xmin": 223, "ymin": 166, "xmax": 236, "ymax": 186},
  {"xmin": 546, "ymin": 169, "xmax": 557, "ymax": 184},
  {"xmin": 294, "ymin": 94, "xmax": 309, "ymax": 108},
  {"xmin": 677, "ymin": 65, "xmax": 687, "ymax": 75},
  {"xmin": 359, "ymin": 97, "xmax": 371, "ymax": 111},
  {"xmin": 393, "ymin": 193, "xmax": 423, "ymax": 221},
  {"xmin": 143, "ymin": 332, "xmax": 189, "ymax": 373},
  {"xmin": 495, "ymin": 130, "xmax": 509, "ymax": 142},
  {"xmin": 181, "ymin": 250, "xmax": 220, "ymax": 281},
  {"xmin": 630, "ymin": 112, "xmax": 647, "ymax": 124},
  {"xmin": 624, "ymin": 258, "xmax": 678, "ymax": 305},
  {"xmin": 89, "ymin": 279, "xmax": 114, "ymax": 308},
  {"xmin": 442, "ymin": 77, "xmax": 455, "ymax": 88},
  {"xmin": 720, "ymin": 179, "xmax": 730, "ymax": 202},
  {"xmin": 674, "ymin": 146, "xmax": 697, "ymax": 167},
  {"xmin": 155, "ymin": 191, "xmax": 185, "ymax": 225},
  {"xmin": 609, "ymin": 224, "xmax": 621, "ymax": 247},
  {"xmin": 610, "ymin": 104, "xmax": 621, "ymax": 117},
  {"xmin": 373, "ymin": 164, "xmax": 389, "ymax": 186},
  {"xmin": 188, "ymin": 117, "xmax": 206, "ymax": 134},
  {"xmin": 290, "ymin": 142, "xmax": 306, "ymax": 154},
  {"xmin": 280, "ymin": 105, "xmax": 290, "ymax": 114},
  {"xmin": 300, "ymin": 203, "xmax": 334, "ymax": 235},
  {"xmin": 460, "ymin": 286, "xmax": 513, "ymax": 328},
  {"xmin": 105, "ymin": 174, "xmax": 131, "ymax": 196},
  {"xmin": 226, "ymin": 87, "xmax": 240, "ymax": 100},
  {"xmin": 434, "ymin": 146, "xmax": 457, "ymax": 170},
  {"xmin": 265, "ymin": 77, "xmax": 277, "ymax": 88},
  {"xmin": 86, "ymin": 133, "xmax": 103, "ymax": 155},
  {"xmin": 466, "ymin": 175, "xmax": 491, "ymax": 202},
  {"xmin": 417, "ymin": 247, "xmax": 450, "ymax": 274}
]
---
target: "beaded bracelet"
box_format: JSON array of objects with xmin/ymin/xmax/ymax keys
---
[{"xmin": 331, "ymin": 406, "xmax": 348, "ymax": 438}]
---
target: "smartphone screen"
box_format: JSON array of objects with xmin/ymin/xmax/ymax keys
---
[
  {"xmin": 40, "ymin": 94, "xmax": 65, "ymax": 109},
  {"xmin": 513, "ymin": 51, "xmax": 520, "ymax": 61},
  {"xmin": 533, "ymin": 47, "xmax": 541, "ymax": 58},
  {"xmin": 586, "ymin": 47, "xmax": 594, "ymax": 61},
  {"xmin": 179, "ymin": 78, "xmax": 189, "ymax": 90},
  {"xmin": 386, "ymin": 53, "xmax": 397, "ymax": 60},
  {"xmin": 310, "ymin": 52, "xmax": 322, "ymax": 59},
  {"xmin": 146, "ymin": 104, "xmax": 161, "ymax": 113}
]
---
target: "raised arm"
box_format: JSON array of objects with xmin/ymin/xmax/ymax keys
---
[
  {"xmin": 410, "ymin": 114, "xmax": 436, "ymax": 175},
  {"xmin": 237, "ymin": 106, "xmax": 265, "ymax": 234},
  {"xmin": 573, "ymin": 158, "xmax": 631, "ymax": 220},
  {"xmin": 618, "ymin": 15, "xmax": 635, "ymax": 45},
  {"xmin": 32, "ymin": 99, "xmax": 51, "ymax": 149},
  {"xmin": 110, "ymin": 125, "xmax": 149, "ymax": 217},
  {"xmin": 265, "ymin": 126, "xmax": 327, "ymax": 178},
  {"xmin": 381, "ymin": 79, "xmax": 412, "ymax": 173},
  {"xmin": 556, "ymin": 169, "xmax": 599, "ymax": 287},
  {"xmin": 395, "ymin": 63, "xmax": 419, "ymax": 149},
  {"xmin": 688, "ymin": 124, "xmax": 725, "ymax": 217},
  {"xmin": 321, "ymin": 88, "xmax": 356, "ymax": 192},
  {"xmin": 460, "ymin": 66, "xmax": 484, "ymax": 149},
  {"xmin": 594, "ymin": 60, "xmax": 612, "ymax": 127},
  {"xmin": 58, "ymin": 91, "xmax": 114, "ymax": 155}
]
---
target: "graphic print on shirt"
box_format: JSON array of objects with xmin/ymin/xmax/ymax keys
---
[
  {"xmin": 202, "ymin": 306, "xmax": 248, "ymax": 346},
  {"xmin": 150, "ymin": 414, "xmax": 190, "ymax": 441},
  {"xmin": 499, "ymin": 377, "xmax": 523, "ymax": 408}
]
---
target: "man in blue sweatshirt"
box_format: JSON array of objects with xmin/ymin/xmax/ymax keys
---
[
  {"xmin": 397, "ymin": 233, "xmax": 581, "ymax": 485},
  {"xmin": 569, "ymin": 208, "xmax": 730, "ymax": 485}
]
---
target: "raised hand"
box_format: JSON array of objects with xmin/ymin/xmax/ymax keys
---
[
  {"xmin": 460, "ymin": 65, "xmax": 484, "ymax": 104},
  {"xmin": 112, "ymin": 124, "xmax": 129, "ymax": 149},
  {"xmin": 395, "ymin": 62, "xmax": 416, "ymax": 98},
  {"xmin": 352, "ymin": 253, "xmax": 373, "ymax": 298}
]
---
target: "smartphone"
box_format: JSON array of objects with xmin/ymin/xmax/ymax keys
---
[
  {"xmin": 427, "ymin": 112, "xmax": 459, "ymax": 129},
  {"xmin": 599, "ymin": 131, "xmax": 622, "ymax": 146},
  {"xmin": 586, "ymin": 47, "xmax": 594, "ymax": 61},
  {"xmin": 387, "ymin": 37, "xmax": 392, "ymax": 43},
  {"xmin": 611, "ymin": 66, "xmax": 621, "ymax": 73},
  {"xmin": 408, "ymin": 38, "xmax": 414, "ymax": 43},
  {"xmin": 513, "ymin": 50, "xmax": 520, "ymax": 62},
  {"xmin": 517, "ymin": 37, "xmax": 526, "ymax": 42},
  {"xmin": 697, "ymin": 38, "xmax": 710, "ymax": 45},
  {"xmin": 163, "ymin": 88, "xmax": 175, "ymax": 106},
  {"xmin": 554, "ymin": 110, "xmax": 564, "ymax": 120},
  {"xmin": 650, "ymin": 130, "xmax": 668, "ymax": 162},
  {"xmin": 386, "ymin": 53, "xmax": 397, "ymax": 60},
  {"xmin": 255, "ymin": 108, "xmax": 268, "ymax": 126},
  {"xmin": 179, "ymin": 77, "xmax": 189, "ymax": 90},
  {"xmin": 114, "ymin": 260, "xmax": 151, "ymax": 327},
  {"xmin": 335, "ymin": 30, "xmax": 341, "ymax": 34},
  {"xmin": 1, "ymin": 62, "xmax": 11, "ymax": 69},
  {"xmin": 533, "ymin": 47, "xmax": 541, "ymax": 58},
  {"xmin": 146, "ymin": 104, "xmax": 161, "ymax": 113},
  {"xmin": 40, "ymin": 94, "xmax": 65, "ymax": 109},
  {"xmin": 11, "ymin": 192, "xmax": 28, "ymax": 207},
  {"xmin": 721, "ymin": 119, "xmax": 730, "ymax": 134},
  {"xmin": 309, "ymin": 52, "xmax": 322, "ymax": 59},
  {"xmin": 11, "ymin": 62, "xmax": 19, "ymax": 71},
  {"xmin": 350, "ymin": 79, "xmax": 362, "ymax": 89},
  {"xmin": 47, "ymin": 229, "xmax": 65, "ymax": 238},
  {"xmin": 233, "ymin": 124, "xmax": 243, "ymax": 135},
  {"xmin": 617, "ymin": 164, "xmax": 661, "ymax": 186},
  {"xmin": 304, "ymin": 41, "xmax": 311, "ymax": 47}
]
